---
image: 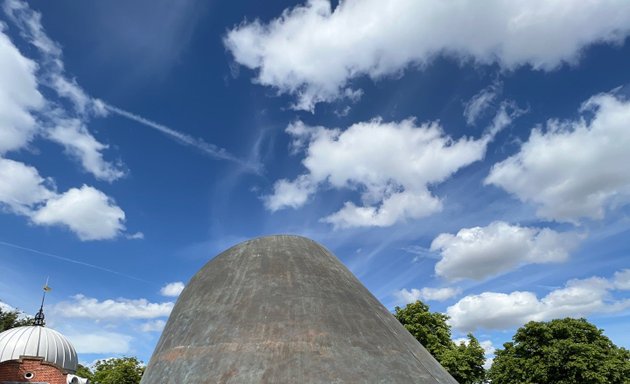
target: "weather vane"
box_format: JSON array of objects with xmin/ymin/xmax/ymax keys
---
[{"xmin": 33, "ymin": 277, "xmax": 52, "ymax": 326}]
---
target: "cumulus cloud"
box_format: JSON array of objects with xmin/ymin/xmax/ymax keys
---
[
  {"xmin": 225, "ymin": 0, "xmax": 630, "ymax": 110},
  {"xmin": 53, "ymin": 294, "xmax": 174, "ymax": 319},
  {"xmin": 160, "ymin": 282, "xmax": 185, "ymax": 297},
  {"xmin": 0, "ymin": 158, "xmax": 126, "ymax": 240},
  {"xmin": 447, "ymin": 273, "xmax": 630, "ymax": 332},
  {"xmin": 31, "ymin": 185, "xmax": 126, "ymax": 241},
  {"xmin": 486, "ymin": 92, "xmax": 630, "ymax": 223},
  {"xmin": 431, "ymin": 221, "xmax": 581, "ymax": 281},
  {"xmin": 264, "ymin": 175, "xmax": 315, "ymax": 211},
  {"xmin": 0, "ymin": 157, "xmax": 55, "ymax": 215},
  {"xmin": 67, "ymin": 332, "xmax": 132, "ymax": 354},
  {"xmin": 395, "ymin": 287, "xmax": 461, "ymax": 303},
  {"xmin": 265, "ymin": 118, "xmax": 492, "ymax": 228}
]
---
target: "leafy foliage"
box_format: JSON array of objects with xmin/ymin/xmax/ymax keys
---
[
  {"xmin": 440, "ymin": 334, "xmax": 486, "ymax": 384},
  {"xmin": 90, "ymin": 357, "xmax": 145, "ymax": 384},
  {"xmin": 488, "ymin": 318, "xmax": 630, "ymax": 384},
  {"xmin": 0, "ymin": 306, "xmax": 33, "ymax": 332},
  {"xmin": 394, "ymin": 300, "xmax": 485, "ymax": 384},
  {"xmin": 76, "ymin": 364, "xmax": 94, "ymax": 381}
]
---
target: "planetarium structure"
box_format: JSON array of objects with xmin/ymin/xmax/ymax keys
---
[
  {"xmin": 0, "ymin": 296, "xmax": 88, "ymax": 384},
  {"xmin": 142, "ymin": 235, "xmax": 457, "ymax": 383}
]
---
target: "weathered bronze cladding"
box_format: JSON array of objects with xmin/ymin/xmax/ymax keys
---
[{"xmin": 141, "ymin": 235, "xmax": 458, "ymax": 383}]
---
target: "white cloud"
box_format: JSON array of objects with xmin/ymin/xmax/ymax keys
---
[
  {"xmin": 46, "ymin": 117, "xmax": 124, "ymax": 182},
  {"xmin": 140, "ymin": 319, "xmax": 166, "ymax": 333},
  {"xmin": 0, "ymin": 301, "xmax": 15, "ymax": 312},
  {"xmin": 431, "ymin": 221, "xmax": 580, "ymax": 281},
  {"xmin": 266, "ymin": 118, "xmax": 491, "ymax": 228},
  {"xmin": 4, "ymin": 0, "xmax": 92, "ymax": 114},
  {"xmin": 453, "ymin": 338, "xmax": 496, "ymax": 355},
  {"xmin": 67, "ymin": 332, "xmax": 132, "ymax": 354},
  {"xmin": 452, "ymin": 337, "xmax": 496, "ymax": 369},
  {"xmin": 464, "ymin": 82, "xmax": 502, "ymax": 126},
  {"xmin": 395, "ymin": 287, "xmax": 461, "ymax": 303},
  {"xmin": 0, "ymin": 3, "xmax": 132, "ymax": 240},
  {"xmin": 613, "ymin": 269, "xmax": 630, "ymax": 290},
  {"xmin": 126, "ymin": 232, "xmax": 145, "ymax": 240},
  {"xmin": 31, "ymin": 185, "xmax": 126, "ymax": 241},
  {"xmin": 486, "ymin": 92, "xmax": 630, "ymax": 223},
  {"xmin": 225, "ymin": 0, "xmax": 630, "ymax": 110},
  {"xmin": 447, "ymin": 273, "xmax": 630, "ymax": 332},
  {"xmin": 0, "ymin": 26, "xmax": 43, "ymax": 154},
  {"xmin": 0, "ymin": 158, "xmax": 127, "ymax": 240},
  {"xmin": 160, "ymin": 282, "xmax": 185, "ymax": 297},
  {"xmin": 3, "ymin": 0, "xmax": 124, "ymax": 181},
  {"xmin": 264, "ymin": 175, "xmax": 315, "ymax": 211},
  {"xmin": 53, "ymin": 294, "xmax": 174, "ymax": 319},
  {"xmin": 479, "ymin": 340, "xmax": 496, "ymax": 356},
  {"xmin": 0, "ymin": 157, "xmax": 54, "ymax": 215}
]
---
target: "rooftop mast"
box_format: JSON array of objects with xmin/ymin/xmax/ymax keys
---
[{"xmin": 33, "ymin": 277, "xmax": 51, "ymax": 327}]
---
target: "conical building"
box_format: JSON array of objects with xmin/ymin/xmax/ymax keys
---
[{"xmin": 142, "ymin": 235, "xmax": 457, "ymax": 383}]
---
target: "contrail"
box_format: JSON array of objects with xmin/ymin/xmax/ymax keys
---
[
  {"xmin": 0, "ymin": 240, "xmax": 153, "ymax": 284},
  {"xmin": 104, "ymin": 104, "xmax": 262, "ymax": 174}
]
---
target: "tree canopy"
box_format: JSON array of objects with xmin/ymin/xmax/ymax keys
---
[
  {"xmin": 75, "ymin": 364, "xmax": 94, "ymax": 381},
  {"xmin": 0, "ymin": 306, "xmax": 32, "ymax": 332},
  {"xmin": 488, "ymin": 317, "xmax": 630, "ymax": 384},
  {"xmin": 394, "ymin": 300, "xmax": 486, "ymax": 384},
  {"xmin": 86, "ymin": 357, "xmax": 145, "ymax": 384}
]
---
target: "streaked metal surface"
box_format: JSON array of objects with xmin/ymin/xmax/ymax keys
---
[
  {"xmin": 0, "ymin": 326, "xmax": 78, "ymax": 372},
  {"xmin": 142, "ymin": 235, "xmax": 458, "ymax": 383}
]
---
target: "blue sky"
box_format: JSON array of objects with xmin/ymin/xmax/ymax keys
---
[{"xmin": 1, "ymin": 0, "xmax": 630, "ymax": 367}]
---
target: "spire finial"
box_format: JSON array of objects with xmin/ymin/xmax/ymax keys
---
[{"xmin": 33, "ymin": 277, "xmax": 51, "ymax": 326}]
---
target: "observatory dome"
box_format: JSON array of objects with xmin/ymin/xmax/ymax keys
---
[{"xmin": 0, "ymin": 325, "xmax": 78, "ymax": 373}]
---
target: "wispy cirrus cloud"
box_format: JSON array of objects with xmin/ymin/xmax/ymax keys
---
[
  {"xmin": 3, "ymin": 0, "xmax": 256, "ymax": 175},
  {"xmin": 104, "ymin": 104, "xmax": 261, "ymax": 173},
  {"xmin": 464, "ymin": 81, "xmax": 502, "ymax": 126},
  {"xmin": 0, "ymin": 240, "xmax": 151, "ymax": 283},
  {"xmin": 3, "ymin": 0, "xmax": 124, "ymax": 182},
  {"xmin": 0, "ymin": 0, "xmax": 257, "ymax": 240}
]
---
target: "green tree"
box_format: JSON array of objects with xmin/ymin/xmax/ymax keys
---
[
  {"xmin": 0, "ymin": 306, "xmax": 33, "ymax": 332},
  {"xmin": 441, "ymin": 334, "xmax": 486, "ymax": 384},
  {"xmin": 488, "ymin": 318, "xmax": 630, "ymax": 384},
  {"xmin": 75, "ymin": 364, "xmax": 94, "ymax": 381},
  {"xmin": 394, "ymin": 300, "xmax": 486, "ymax": 384},
  {"xmin": 91, "ymin": 357, "xmax": 145, "ymax": 384}
]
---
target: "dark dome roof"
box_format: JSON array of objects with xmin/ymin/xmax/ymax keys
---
[{"xmin": 141, "ymin": 235, "xmax": 457, "ymax": 383}]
